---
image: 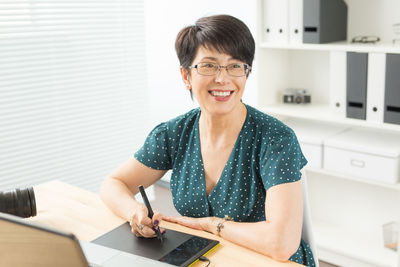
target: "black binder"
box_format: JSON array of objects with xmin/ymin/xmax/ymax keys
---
[
  {"xmin": 384, "ymin": 53, "xmax": 400, "ymax": 125},
  {"xmin": 346, "ymin": 52, "xmax": 368, "ymax": 120},
  {"xmin": 303, "ymin": 0, "xmax": 348, "ymax": 44}
]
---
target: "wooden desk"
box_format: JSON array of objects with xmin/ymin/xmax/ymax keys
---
[{"xmin": 29, "ymin": 180, "xmax": 303, "ymax": 267}]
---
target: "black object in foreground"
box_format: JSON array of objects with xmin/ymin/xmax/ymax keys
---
[{"xmin": 0, "ymin": 187, "xmax": 36, "ymax": 218}]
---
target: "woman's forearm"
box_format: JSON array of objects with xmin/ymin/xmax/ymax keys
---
[
  {"xmin": 205, "ymin": 218, "xmax": 300, "ymax": 262},
  {"xmin": 99, "ymin": 177, "xmax": 142, "ymax": 221}
]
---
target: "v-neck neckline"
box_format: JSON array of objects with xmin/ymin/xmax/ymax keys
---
[{"xmin": 195, "ymin": 105, "xmax": 249, "ymax": 198}]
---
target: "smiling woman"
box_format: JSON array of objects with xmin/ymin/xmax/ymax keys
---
[{"xmin": 100, "ymin": 14, "xmax": 316, "ymax": 267}]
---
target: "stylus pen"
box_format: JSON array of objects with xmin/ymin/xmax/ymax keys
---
[{"xmin": 138, "ymin": 185, "xmax": 163, "ymax": 242}]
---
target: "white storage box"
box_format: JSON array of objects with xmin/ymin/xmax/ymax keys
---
[
  {"xmin": 284, "ymin": 119, "xmax": 348, "ymax": 169},
  {"xmin": 324, "ymin": 128, "xmax": 400, "ymax": 184}
]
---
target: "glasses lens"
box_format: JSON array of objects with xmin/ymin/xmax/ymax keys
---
[
  {"xmin": 227, "ymin": 63, "xmax": 246, "ymax": 77},
  {"xmin": 197, "ymin": 63, "xmax": 218, "ymax": 76}
]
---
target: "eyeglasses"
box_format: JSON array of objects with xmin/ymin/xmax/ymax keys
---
[
  {"xmin": 188, "ymin": 62, "xmax": 251, "ymax": 77},
  {"xmin": 351, "ymin": 36, "xmax": 380, "ymax": 44}
]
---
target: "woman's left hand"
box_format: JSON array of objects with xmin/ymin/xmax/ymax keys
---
[{"xmin": 163, "ymin": 215, "xmax": 216, "ymax": 233}]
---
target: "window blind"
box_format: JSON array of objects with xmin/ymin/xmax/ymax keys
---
[{"xmin": 0, "ymin": 0, "xmax": 148, "ymax": 192}]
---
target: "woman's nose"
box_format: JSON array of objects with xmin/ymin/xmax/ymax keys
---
[{"xmin": 214, "ymin": 67, "xmax": 229, "ymax": 83}]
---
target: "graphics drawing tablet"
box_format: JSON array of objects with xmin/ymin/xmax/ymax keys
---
[{"xmin": 92, "ymin": 222, "xmax": 219, "ymax": 267}]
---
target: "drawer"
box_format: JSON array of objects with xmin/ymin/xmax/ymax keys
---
[
  {"xmin": 299, "ymin": 142, "xmax": 323, "ymax": 169},
  {"xmin": 324, "ymin": 146, "xmax": 400, "ymax": 183}
]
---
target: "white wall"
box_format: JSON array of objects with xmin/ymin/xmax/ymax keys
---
[
  {"xmin": 0, "ymin": 1, "xmax": 148, "ymax": 193},
  {"xmin": 144, "ymin": 1, "xmax": 259, "ymax": 128}
]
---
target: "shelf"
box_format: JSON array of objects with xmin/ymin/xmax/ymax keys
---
[
  {"xmin": 259, "ymin": 42, "xmax": 400, "ymax": 54},
  {"xmin": 305, "ymin": 167, "xmax": 400, "ymax": 191},
  {"xmin": 260, "ymin": 104, "xmax": 400, "ymax": 132},
  {"xmin": 314, "ymin": 220, "xmax": 399, "ymax": 267}
]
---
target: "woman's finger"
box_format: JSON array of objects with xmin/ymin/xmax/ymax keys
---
[
  {"xmin": 152, "ymin": 212, "xmax": 163, "ymax": 227},
  {"xmin": 131, "ymin": 226, "xmax": 141, "ymax": 237}
]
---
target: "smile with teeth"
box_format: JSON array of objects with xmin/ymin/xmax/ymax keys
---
[{"xmin": 209, "ymin": 90, "xmax": 233, "ymax": 97}]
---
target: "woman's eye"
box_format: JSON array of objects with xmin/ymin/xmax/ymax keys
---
[
  {"xmin": 231, "ymin": 64, "xmax": 242, "ymax": 69},
  {"xmin": 202, "ymin": 63, "xmax": 216, "ymax": 68}
]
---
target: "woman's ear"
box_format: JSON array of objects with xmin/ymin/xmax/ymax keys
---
[{"xmin": 180, "ymin": 66, "xmax": 192, "ymax": 90}]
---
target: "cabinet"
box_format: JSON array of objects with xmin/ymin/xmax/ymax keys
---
[{"xmin": 255, "ymin": 1, "xmax": 400, "ymax": 266}]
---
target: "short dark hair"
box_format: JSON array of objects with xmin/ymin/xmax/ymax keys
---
[{"xmin": 175, "ymin": 14, "xmax": 255, "ymax": 70}]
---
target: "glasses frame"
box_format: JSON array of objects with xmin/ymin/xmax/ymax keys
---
[{"xmin": 188, "ymin": 62, "xmax": 251, "ymax": 77}]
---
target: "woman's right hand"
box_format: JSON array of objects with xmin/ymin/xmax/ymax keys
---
[{"xmin": 128, "ymin": 204, "xmax": 165, "ymax": 238}]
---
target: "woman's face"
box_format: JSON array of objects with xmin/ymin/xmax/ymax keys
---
[{"xmin": 181, "ymin": 46, "xmax": 248, "ymax": 117}]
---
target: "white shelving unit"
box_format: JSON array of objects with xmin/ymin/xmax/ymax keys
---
[
  {"xmin": 313, "ymin": 219, "xmax": 397, "ymax": 267},
  {"xmin": 306, "ymin": 167, "xmax": 400, "ymax": 191},
  {"xmin": 305, "ymin": 169, "xmax": 400, "ymax": 267},
  {"xmin": 256, "ymin": 0, "xmax": 400, "ymax": 266},
  {"xmin": 261, "ymin": 104, "xmax": 400, "ymax": 132},
  {"xmin": 260, "ymin": 41, "xmax": 400, "ymax": 54}
]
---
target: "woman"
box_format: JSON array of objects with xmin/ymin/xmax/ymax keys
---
[{"xmin": 100, "ymin": 14, "xmax": 315, "ymax": 266}]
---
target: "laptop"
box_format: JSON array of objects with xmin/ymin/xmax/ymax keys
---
[{"xmin": 0, "ymin": 212, "xmax": 173, "ymax": 267}]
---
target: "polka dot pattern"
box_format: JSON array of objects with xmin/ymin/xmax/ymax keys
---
[{"xmin": 134, "ymin": 104, "xmax": 315, "ymax": 266}]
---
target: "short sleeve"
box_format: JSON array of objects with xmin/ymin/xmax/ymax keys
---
[
  {"xmin": 260, "ymin": 132, "xmax": 307, "ymax": 191},
  {"xmin": 134, "ymin": 123, "xmax": 172, "ymax": 170}
]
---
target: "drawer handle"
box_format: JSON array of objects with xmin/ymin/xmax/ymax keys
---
[{"xmin": 350, "ymin": 159, "xmax": 365, "ymax": 168}]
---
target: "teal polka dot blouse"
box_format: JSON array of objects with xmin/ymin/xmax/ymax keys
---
[{"xmin": 134, "ymin": 104, "xmax": 315, "ymax": 266}]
